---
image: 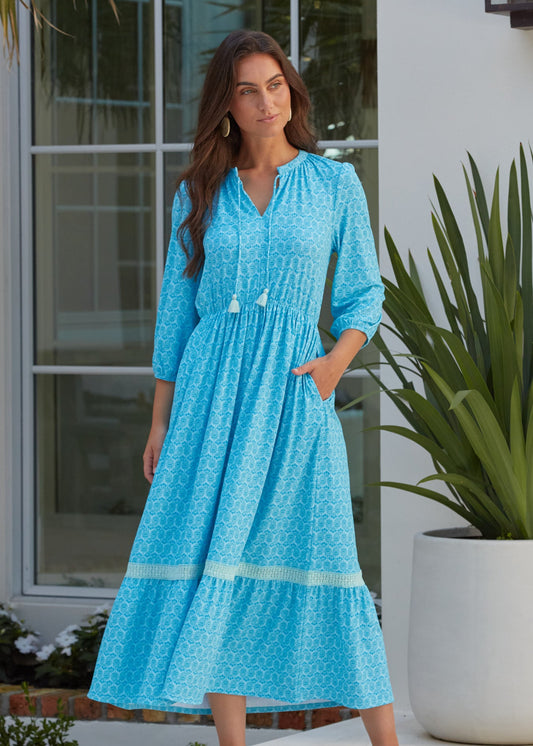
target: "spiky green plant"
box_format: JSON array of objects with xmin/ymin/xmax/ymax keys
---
[
  {"xmin": 370, "ymin": 144, "xmax": 533, "ymax": 539},
  {"xmin": 1, "ymin": 0, "xmax": 118, "ymax": 65}
]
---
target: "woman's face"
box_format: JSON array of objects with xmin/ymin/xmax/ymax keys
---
[{"xmin": 228, "ymin": 53, "xmax": 292, "ymax": 141}]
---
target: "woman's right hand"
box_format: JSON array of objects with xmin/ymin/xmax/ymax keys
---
[
  {"xmin": 143, "ymin": 424, "xmax": 168, "ymax": 484},
  {"xmin": 143, "ymin": 378, "xmax": 176, "ymax": 483}
]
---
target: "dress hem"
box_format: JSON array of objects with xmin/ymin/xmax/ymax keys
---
[{"xmin": 86, "ymin": 691, "xmax": 394, "ymax": 714}]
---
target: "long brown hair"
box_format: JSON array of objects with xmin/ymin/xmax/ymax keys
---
[{"xmin": 175, "ymin": 29, "xmax": 318, "ymax": 279}]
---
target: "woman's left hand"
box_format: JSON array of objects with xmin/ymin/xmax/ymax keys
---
[
  {"xmin": 291, "ymin": 330, "xmax": 368, "ymax": 400},
  {"xmin": 291, "ymin": 354, "xmax": 344, "ymax": 401}
]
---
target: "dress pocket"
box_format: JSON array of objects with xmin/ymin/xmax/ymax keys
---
[{"xmin": 305, "ymin": 371, "xmax": 335, "ymax": 405}]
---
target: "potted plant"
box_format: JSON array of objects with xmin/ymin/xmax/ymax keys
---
[{"xmin": 368, "ymin": 144, "xmax": 533, "ymax": 744}]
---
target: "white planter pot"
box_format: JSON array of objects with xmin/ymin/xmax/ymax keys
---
[{"xmin": 408, "ymin": 526, "xmax": 533, "ymax": 744}]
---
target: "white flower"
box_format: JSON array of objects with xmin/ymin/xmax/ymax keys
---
[
  {"xmin": 63, "ymin": 623, "xmax": 80, "ymax": 633},
  {"xmin": 55, "ymin": 624, "xmax": 80, "ymax": 652},
  {"xmin": 56, "ymin": 633, "xmax": 77, "ymax": 648},
  {"xmin": 14, "ymin": 633, "xmax": 40, "ymax": 654},
  {"xmin": 36, "ymin": 643, "xmax": 56, "ymax": 662},
  {"xmin": 92, "ymin": 603, "xmax": 112, "ymax": 617}
]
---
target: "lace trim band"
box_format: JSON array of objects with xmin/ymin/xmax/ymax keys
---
[{"xmin": 125, "ymin": 560, "xmax": 364, "ymax": 588}]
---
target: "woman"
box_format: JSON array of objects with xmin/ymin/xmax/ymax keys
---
[{"xmin": 88, "ymin": 29, "xmax": 398, "ymax": 746}]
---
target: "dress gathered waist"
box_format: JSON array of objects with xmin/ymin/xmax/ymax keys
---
[{"xmin": 198, "ymin": 296, "xmax": 319, "ymax": 329}]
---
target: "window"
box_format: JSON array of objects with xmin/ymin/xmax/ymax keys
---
[{"xmin": 22, "ymin": 0, "xmax": 380, "ymax": 598}]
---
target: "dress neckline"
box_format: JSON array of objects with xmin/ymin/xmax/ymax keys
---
[
  {"xmin": 231, "ymin": 149, "xmax": 307, "ymax": 218},
  {"xmin": 231, "ymin": 148, "xmax": 308, "ymax": 181}
]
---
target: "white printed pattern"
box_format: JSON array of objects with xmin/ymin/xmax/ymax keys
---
[{"xmin": 87, "ymin": 150, "xmax": 393, "ymax": 715}]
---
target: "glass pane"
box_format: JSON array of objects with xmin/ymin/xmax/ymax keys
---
[
  {"xmin": 318, "ymin": 147, "xmax": 379, "ymax": 354},
  {"xmin": 164, "ymin": 0, "xmax": 290, "ymax": 142},
  {"xmin": 300, "ymin": 0, "xmax": 377, "ymax": 141},
  {"xmin": 335, "ymin": 376, "xmax": 381, "ymax": 599},
  {"xmin": 163, "ymin": 151, "xmax": 191, "ymax": 244},
  {"xmin": 33, "ymin": 0, "xmax": 155, "ymax": 145},
  {"xmin": 34, "ymin": 153, "xmax": 156, "ymax": 366},
  {"xmin": 317, "ymin": 150, "xmax": 380, "ymax": 599},
  {"xmin": 35, "ymin": 374, "xmax": 154, "ymax": 588}
]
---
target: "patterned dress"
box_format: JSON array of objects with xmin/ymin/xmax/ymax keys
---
[{"xmin": 87, "ymin": 148, "xmax": 394, "ymax": 714}]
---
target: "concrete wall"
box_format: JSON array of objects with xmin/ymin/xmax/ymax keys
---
[{"xmin": 378, "ymin": 0, "xmax": 533, "ymax": 711}]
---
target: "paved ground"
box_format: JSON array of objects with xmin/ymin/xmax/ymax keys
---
[
  {"xmin": 1, "ymin": 717, "xmax": 298, "ymax": 745},
  {"xmin": 6, "ymin": 710, "xmax": 517, "ymax": 745},
  {"xmin": 260, "ymin": 710, "xmax": 530, "ymax": 745}
]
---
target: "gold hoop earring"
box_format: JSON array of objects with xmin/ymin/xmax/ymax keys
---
[
  {"xmin": 221, "ymin": 115, "xmax": 230, "ymax": 138},
  {"xmin": 287, "ymin": 107, "xmax": 292, "ymax": 122}
]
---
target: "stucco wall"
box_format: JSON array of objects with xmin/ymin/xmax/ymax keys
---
[{"xmin": 378, "ymin": 0, "xmax": 533, "ymax": 711}]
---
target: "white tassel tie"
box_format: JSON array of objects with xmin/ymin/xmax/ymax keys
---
[
  {"xmin": 228, "ymin": 293, "xmax": 240, "ymax": 313},
  {"xmin": 255, "ymin": 287, "xmax": 269, "ymax": 307},
  {"xmin": 229, "ymin": 170, "xmax": 279, "ymax": 315}
]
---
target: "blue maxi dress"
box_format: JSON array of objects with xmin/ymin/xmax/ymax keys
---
[{"xmin": 87, "ymin": 149, "xmax": 394, "ymax": 715}]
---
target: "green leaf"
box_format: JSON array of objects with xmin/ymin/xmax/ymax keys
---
[
  {"xmin": 376, "ymin": 480, "xmax": 483, "ymax": 527},
  {"xmin": 426, "ymin": 249, "xmax": 462, "ymax": 338},
  {"xmin": 394, "ymin": 387, "xmax": 476, "ymax": 468},
  {"xmin": 384, "ymin": 228, "xmax": 435, "ymax": 321},
  {"xmin": 508, "ymin": 159, "xmax": 522, "ymax": 271},
  {"xmin": 408, "ymin": 251, "xmax": 424, "ymax": 295},
  {"xmin": 431, "ymin": 213, "xmax": 473, "ymax": 343},
  {"xmin": 418, "ymin": 472, "xmax": 514, "ymax": 532},
  {"xmin": 467, "ymin": 150, "xmax": 490, "ymax": 240},
  {"xmin": 463, "ymin": 163, "xmax": 487, "ymax": 268},
  {"xmin": 434, "ymin": 174, "xmax": 485, "ymax": 347},
  {"xmin": 525, "ymin": 404, "xmax": 533, "ymax": 536},
  {"xmin": 487, "ymin": 168, "xmax": 505, "ymax": 294},
  {"xmin": 480, "ymin": 264, "xmax": 522, "ymax": 429},
  {"xmin": 503, "ymin": 235, "xmax": 518, "ymax": 320},
  {"xmin": 378, "ymin": 424, "xmax": 458, "ymax": 473},
  {"xmin": 430, "ymin": 374, "xmax": 528, "ymax": 535},
  {"xmin": 514, "ymin": 291, "xmax": 525, "ymax": 391},
  {"xmin": 520, "ymin": 144, "xmax": 533, "ymax": 383},
  {"xmin": 424, "ymin": 324, "xmax": 498, "ymax": 419},
  {"xmin": 509, "ymin": 378, "xmax": 527, "ymax": 494}
]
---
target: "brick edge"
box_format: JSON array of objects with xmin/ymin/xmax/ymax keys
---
[{"xmin": 0, "ymin": 685, "xmax": 359, "ymax": 729}]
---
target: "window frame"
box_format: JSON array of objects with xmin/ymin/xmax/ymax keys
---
[{"xmin": 19, "ymin": 0, "xmax": 378, "ymax": 599}]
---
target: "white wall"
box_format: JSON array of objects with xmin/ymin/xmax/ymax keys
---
[
  {"xmin": 0, "ymin": 55, "xmax": 21, "ymax": 606},
  {"xmin": 378, "ymin": 0, "xmax": 533, "ymax": 712}
]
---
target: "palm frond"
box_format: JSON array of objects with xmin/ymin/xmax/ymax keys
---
[{"xmin": 1, "ymin": 0, "xmax": 119, "ymax": 66}]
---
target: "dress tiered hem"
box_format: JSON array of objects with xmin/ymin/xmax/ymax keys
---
[{"xmin": 87, "ymin": 570, "xmax": 394, "ymax": 714}]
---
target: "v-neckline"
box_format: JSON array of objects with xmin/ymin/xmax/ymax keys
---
[
  {"xmin": 232, "ymin": 149, "xmax": 305, "ymax": 219},
  {"xmin": 238, "ymin": 173, "xmax": 280, "ymax": 218}
]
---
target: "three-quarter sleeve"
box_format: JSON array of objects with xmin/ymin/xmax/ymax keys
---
[
  {"xmin": 152, "ymin": 182, "xmax": 202, "ymax": 382},
  {"xmin": 330, "ymin": 161, "xmax": 385, "ymax": 347}
]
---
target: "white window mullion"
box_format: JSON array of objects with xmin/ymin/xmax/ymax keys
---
[
  {"xmin": 317, "ymin": 139, "xmax": 379, "ymax": 150},
  {"xmin": 32, "ymin": 366, "xmax": 154, "ymax": 375},
  {"xmin": 19, "ymin": 3, "xmax": 36, "ymax": 595},
  {"xmin": 154, "ymin": 0, "xmax": 165, "ymax": 296},
  {"xmin": 22, "ymin": 583, "xmax": 118, "ymax": 600},
  {"xmin": 290, "ymin": 0, "xmax": 299, "ymax": 72}
]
